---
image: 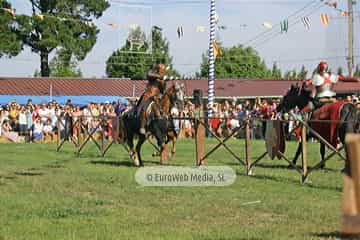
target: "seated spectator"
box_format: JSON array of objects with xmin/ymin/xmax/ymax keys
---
[
  {"xmin": 1, "ymin": 119, "xmax": 18, "ymax": 142},
  {"xmin": 32, "ymin": 118, "xmax": 44, "ymax": 141}
]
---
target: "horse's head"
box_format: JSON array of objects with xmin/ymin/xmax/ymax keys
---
[
  {"xmin": 277, "ymin": 82, "xmax": 312, "ymax": 113},
  {"xmin": 164, "ymin": 81, "xmax": 185, "ymax": 110}
]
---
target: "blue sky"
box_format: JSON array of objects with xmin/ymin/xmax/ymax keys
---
[{"xmin": 1, "ymin": 0, "xmax": 359, "ymax": 77}]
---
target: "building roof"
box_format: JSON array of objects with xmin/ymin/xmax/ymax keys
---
[{"xmin": 0, "ymin": 77, "xmax": 360, "ymax": 99}]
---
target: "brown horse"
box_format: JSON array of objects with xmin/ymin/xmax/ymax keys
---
[
  {"xmin": 121, "ymin": 81, "xmax": 184, "ymax": 166},
  {"xmin": 152, "ymin": 82, "xmax": 184, "ymax": 159}
]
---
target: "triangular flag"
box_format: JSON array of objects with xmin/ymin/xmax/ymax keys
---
[
  {"xmin": 262, "ymin": 22, "xmax": 273, "ymax": 29},
  {"xmin": 341, "ymin": 11, "xmax": 349, "ymax": 17},
  {"xmin": 196, "ymin": 26, "xmax": 205, "ymax": 32},
  {"xmin": 213, "ymin": 41, "xmax": 222, "ymax": 60},
  {"xmin": 301, "ymin": 17, "xmax": 311, "ymax": 30},
  {"xmin": 107, "ymin": 23, "xmax": 118, "ymax": 29},
  {"xmin": 320, "ymin": 14, "xmax": 329, "ymax": 25},
  {"xmin": 325, "ymin": 1, "xmax": 337, "ymax": 8},
  {"xmin": 280, "ymin": 19, "xmax": 288, "ymax": 33}
]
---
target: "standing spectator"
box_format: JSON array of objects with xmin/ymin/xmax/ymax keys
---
[
  {"xmin": 18, "ymin": 106, "xmax": 27, "ymax": 136},
  {"xmin": 25, "ymin": 105, "xmax": 33, "ymax": 142},
  {"xmin": 38, "ymin": 103, "xmax": 50, "ymax": 124}
]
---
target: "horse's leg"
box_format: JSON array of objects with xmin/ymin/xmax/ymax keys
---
[
  {"xmin": 289, "ymin": 142, "xmax": 301, "ymax": 168},
  {"xmin": 170, "ymin": 134, "xmax": 177, "ymax": 159},
  {"xmin": 127, "ymin": 134, "xmax": 140, "ymax": 167},
  {"xmin": 320, "ymin": 142, "xmax": 326, "ymax": 169},
  {"xmin": 136, "ymin": 134, "xmax": 146, "ymax": 167}
]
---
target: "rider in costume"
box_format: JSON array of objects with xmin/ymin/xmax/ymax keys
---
[
  {"xmin": 302, "ymin": 61, "xmax": 359, "ymax": 112},
  {"xmin": 138, "ymin": 64, "xmax": 168, "ymax": 135}
]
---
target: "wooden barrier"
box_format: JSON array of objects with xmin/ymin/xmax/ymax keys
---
[{"xmin": 342, "ymin": 134, "xmax": 360, "ymax": 237}]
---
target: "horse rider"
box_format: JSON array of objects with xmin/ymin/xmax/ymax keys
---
[
  {"xmin": 138, "ymin": 63, "xmax": 169, "ymax": 135},
  {"xmin": 302, "ymin": 61, "xmax": 359, "ymax": 113}
]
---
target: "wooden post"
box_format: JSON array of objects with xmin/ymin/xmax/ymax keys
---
[
  {"xmin": 245, "ymin": 119, "xmax": 251, "ymax": 174},
  {"xmin": 195, "ymin": 110, "xmax": 205, "ymax": 166},
  {"xmin": 342, "ymin": 134, "xmax": 360, "ymax": 235},
  {"xmin": 193, "ymin": 89, "xmax": 205, "ymax": 166},
  {"xmin": 56, "ymin": 117, "xmax": 61, "ymax": 151},
  {"xmin": 301, "ymin": 123, "xmax": 308, "ymax": 183}
]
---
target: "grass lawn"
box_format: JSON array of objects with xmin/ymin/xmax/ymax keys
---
[{"xmin": 0, "ymin": 138, "xmax": 345, "ymax": 240}]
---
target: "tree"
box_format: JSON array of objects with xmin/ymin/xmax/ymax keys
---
[
  {"xmin": 199, "ymin": 44, "xmax": 271, "ymax": 78},
  {"xmin": 106, "ymin": 27, "xmax": 179, "ymax": 79},
  {"xmin": 10, "ymin": 0, "xmax": 109, "ymax": 77},
  {"xmin": 0, "ymin": 0, "xmax": 22, "ymax": 58},
  {"xmin": 354, "ymin": 64, "xmax": 360, "ymax": 77},
  {"xmin": 297, "ymin": 65, "xmax": 307, "ymax": 79},
  {"xmin": 271, "ymin": 62, "xmax": 282, "ymax": 78},
  {"xmin": 284, "ymin": 69, "xmax": 297, "ymax": 79},
  {"xmin": 49, "ymin": 49, "xmax": 82, "ymax": 77},
  {"xmin": 337, "ymin": 66, "xmax": 344, "ymax": 75}
]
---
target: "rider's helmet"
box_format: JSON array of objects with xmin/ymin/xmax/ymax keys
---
[{"xmin": 317, "ymin": 61, "xmax": 328, "ymax": 74}]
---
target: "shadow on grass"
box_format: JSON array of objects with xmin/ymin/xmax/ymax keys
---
[
  {"xmin": 236, "ymin": 171, "xmax": 342, "ymax": 191},
  {"xmin": 311, "ymin": 231, "xmax": 360, "ymax": 239},
  {"xmin": 89, "ymin": 160, "xmax": 134, "ymax": 167},
  {"xmin": 14, "ymin": 171, "xmax": 44, "ymax": 176}
]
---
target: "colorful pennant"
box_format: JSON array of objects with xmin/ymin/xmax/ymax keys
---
[
  {"xmin": 320, "ymin": 14, "xmax": 329, "ymax": 25},
  {"xmin": 262, "ymin": 22, "xmax": 273, "ymax": 29},
  {"xmin": 301, "ymin": 17, "xmax": 311, "ymax": 30},
  {"xmin": 280, "ymin": 19, "xmax": 288, "ymax": 33}
]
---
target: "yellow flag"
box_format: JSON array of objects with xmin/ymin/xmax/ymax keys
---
[{"xmin": 213, "ymin": 41, "xmax": 222, "ymax": 60}]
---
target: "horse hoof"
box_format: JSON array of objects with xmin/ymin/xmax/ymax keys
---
[
  {"xmin": 319, "ymin": 164, "xmax": 325, "ymax": 169},
  {"xmin": 287, "ymin": 164, "xmax": 296, "ymax": 169}
]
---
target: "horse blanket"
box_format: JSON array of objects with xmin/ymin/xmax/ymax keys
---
[{"xmin": 310, "ymin": 100, "xmax": 346, "ymax": 147}]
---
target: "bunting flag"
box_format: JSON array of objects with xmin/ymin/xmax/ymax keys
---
[
  {"xmin": 341, "ymin": 11, "xmax": 349, "ymax": 17},
  {"xmin": 107, "ymin": 23, "xmax": 118, "ymax": 29},
  {"xmin": 177, "ymin": 26, "xmax": 184, "ymax": 38},
  {"xmin": 280, "ymin": 19, "xmax": 288, "ymax": 33},
  {"xmin": 196, "ymin": 26, "xmax": 206, "ymax": 32},
  {"xmin": 262, "ymin": 22, "xmax": 273, "ymax": 29},
  {"xmin": 213, "ymin": 40, "xmax": 222, "ymax": 60},
  {"xmin": 325, "ymin": 1, "xmax": 337, "ymax": 8},
  {"xmin": 320, "ymin": 14, "xmax": 330, "ymax": 25},
  {"xmin": 301, "ymin": 17, "xmax": 311, "ymax": 30}
]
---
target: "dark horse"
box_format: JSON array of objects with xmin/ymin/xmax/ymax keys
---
[
  {"xmin": 121, "ymin": 82, "xmax": 184, "ymax": 166},
  {"xmin": 277, "ymin": 82, "xmax": 358, "ymax": 170}
]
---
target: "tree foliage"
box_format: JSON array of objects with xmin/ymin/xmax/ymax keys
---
[
  {"xmin": 6, "ymin": 0, "xmax": 109, "ymax": 77},
  {"xmin": 106, "ymin": 27, "xmax": 179, "ymax": 79},
  {"xmin": 0, "ymin": 0, "xmax": 22, "ymax": 58},
  {"xmin": 271, "ymin": 62, "xmax": 282, "ymax": 78},
  {"xmin": 199, "ymin": 44, "xmax": 271, "ymax": 79},
  {"xmin": 297, "ymin": 65, "xmax": 307, "ymax": 79},
  {"xmin": 354, "ymin": 64, "xmax": 360, "ymax": 77},
  {"xmin": 49, "ymin": 49, "xmax": 82, "ymax": 77}
]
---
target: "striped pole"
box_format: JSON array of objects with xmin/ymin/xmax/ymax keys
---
[{"xmin": 208, "ymin": 0, "xmax": 216, "ymax": 117}]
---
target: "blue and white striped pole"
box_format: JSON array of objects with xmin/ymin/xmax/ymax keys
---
[{"xmin": 208, "ymin": 0, "xmax": 216, "ymax": 117}]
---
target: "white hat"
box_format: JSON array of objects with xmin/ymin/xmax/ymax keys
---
[{"xmin": 105, "ymin": 100, "xmax": 110, "ymax": 104}]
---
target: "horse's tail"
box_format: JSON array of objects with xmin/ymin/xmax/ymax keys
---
[
  {"xmin": 117, "ymin": 115, "xmax": 127, "ymax": 143},
  {"xmin": 339, "ymin": 103, "xmax": 357, "ymax": 143}
]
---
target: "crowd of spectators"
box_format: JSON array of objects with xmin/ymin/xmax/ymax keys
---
[{"xmin": 1, "ymin": 95, "xmax": 359, "ymax": 143}]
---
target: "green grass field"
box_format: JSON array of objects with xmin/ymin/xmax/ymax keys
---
[{"xmin": 0, "ymin": 138, "xmax": 346, "ymax": 240}]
